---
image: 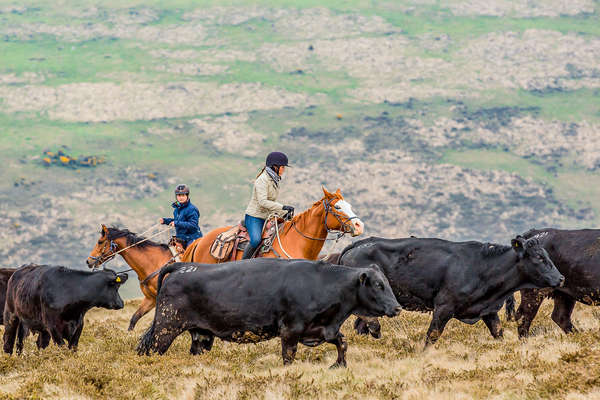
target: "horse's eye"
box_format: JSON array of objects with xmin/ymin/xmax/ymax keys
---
[
  {"xmin": 97, "ymin": 240, "xmax": 103, "ymax": 245},
  {"xmin": 335, "ymin": 205, "xmax": 341, "ymax": 210}
]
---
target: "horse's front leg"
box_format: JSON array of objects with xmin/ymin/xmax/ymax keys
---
[{"xmin": 128, "ymin": 296, "xmax": 155, "ymax": 331}]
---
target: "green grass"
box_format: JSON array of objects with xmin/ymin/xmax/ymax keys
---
[
  {"xmin": 0, "ymin": 38, "xmax": 155, "ymax": 85},
  {"xmin": 462, "ymin": 89, "xmax": 600, "ymax": 123}
]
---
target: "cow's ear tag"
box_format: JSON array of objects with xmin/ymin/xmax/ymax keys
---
[
  {"xmin": 116, "ymin": 276, "xmax": 122, "ymax": 283},
  {"xmin": 513, "ymin": 242, "xmax": 519, "ymax": 248}
]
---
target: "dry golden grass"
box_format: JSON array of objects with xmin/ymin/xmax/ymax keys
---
[{"xmin": 1, "ymin": 297, "xmax": 600, "ymax": 399}]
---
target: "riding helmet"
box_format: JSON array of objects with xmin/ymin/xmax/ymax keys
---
[
  {"xmin": 266, "ymin": 152, "xmax": 290, "ymax": 168},
  {"xmin": 174, "ymin": 184, "xmax": 190, "ymax": 195}
]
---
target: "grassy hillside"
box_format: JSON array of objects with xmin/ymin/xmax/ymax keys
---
[
  {"xmin": 0, "ymin": 2, "xmax": 599, "ymax": 285},
  {"xmin": 1, "ymin": 298, "xmax": 600, "ymax": 399}
]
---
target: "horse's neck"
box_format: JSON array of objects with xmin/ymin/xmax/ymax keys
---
[
  {"xmin": 282, "ymin": 202, "xmax": 328, "ymax": 259},
  {"xmin": 116, "ymin": 239, "xmax": 171, "ymax": 279}
]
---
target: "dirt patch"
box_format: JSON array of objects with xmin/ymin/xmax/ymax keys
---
[
  {"xmin": 0, "ymin": 82, "xmax": 323, "ymax": 122},
  {"xmin": 456, "ymin": 30, "xmax": 600, "ymax": 92},
  {"xmin": 272, "ymin": 7, "xmax": 400, "ymax": 40},
  {"xmin": 1, "ymin": 22, "xmax": 210, "ymax": 45},
  {"xmin": 447, "ymin": 0, "xmax": 596, "ymax": 17},
  {"xmin": 189, "ymin": 113, "xmax": 265, "ymax": 157}
]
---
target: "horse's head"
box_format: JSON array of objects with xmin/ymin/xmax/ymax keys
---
[
  {"xmin": 86, "ymin": 224, "xmax": 119, "ymax": 269},
  {"xmin": 321, "ymin": 187, "xmax": 364, "ymax": 237}
]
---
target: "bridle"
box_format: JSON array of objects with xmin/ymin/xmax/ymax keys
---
[
  {"xmin": 88, "ymin": 238, "xmax": 119, "ymax": 269},
  {"xmin": 291, "ymin": 198, "xmax": 359, "ymax": 242}
]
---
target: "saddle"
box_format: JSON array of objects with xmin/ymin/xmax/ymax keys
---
[{"xmin": 209, "ymin": 218, "xmax": 285, "ymax": 262}]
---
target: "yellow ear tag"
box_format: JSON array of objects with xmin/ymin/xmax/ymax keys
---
[{"xmin": 116, "ymin": 277, "xmax": 121, "ymax": 283}]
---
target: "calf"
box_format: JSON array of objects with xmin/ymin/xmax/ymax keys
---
[
  {"xmin": 338, "ymin": 235, "xmax": 564, "ymax": 346},
  {"xmin": 3, "ymin": 264, "xmax": 128, "ymax": 354},
  {"xmin": 137, "ymin": 259, "xmax": 401, "ymax": 368}
]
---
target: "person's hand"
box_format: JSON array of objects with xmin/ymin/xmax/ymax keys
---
[
  {"xmin": 282, "ymin": 205, "xmax": 294, "ymax": 213},
  {"xmin": 169, "ymin": 221, "xmax": 175, "ymax": 227},
  {"xmin": 159, "ymin": 218, "xmax": 164, "ymax": 224}
]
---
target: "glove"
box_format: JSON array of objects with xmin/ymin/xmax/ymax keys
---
[{"xmin": 282, "ymin": 205, "xmax": 294, "ymax": 213}]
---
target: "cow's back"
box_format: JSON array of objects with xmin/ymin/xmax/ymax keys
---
[
  {"xmin": 159, "ymin": 259, "xmax": 358, "ymax": 338},
  {"xmin": 340, "ymin": 237, "xmax": 507, "ymax": 311}
]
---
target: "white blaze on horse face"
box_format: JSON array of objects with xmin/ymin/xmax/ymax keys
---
[{"xmin": 335, "ymin": 200, "xmax": 364, "ymax": 236}]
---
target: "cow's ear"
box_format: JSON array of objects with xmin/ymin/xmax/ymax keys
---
[
  {"xmin": 359, "ymin": 272, "xmax": 368, "ymax": 286},
  {"xmin": 511, "ymin": 236, "xmax": 526, "ymax": 257},
  {"xmin": 115, "ymin": 273, "xmax": 128, "ymax": 284}
]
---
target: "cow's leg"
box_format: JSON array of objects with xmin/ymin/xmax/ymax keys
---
[
  {"xmin": 36, "ymin": 331, "xmax": 50, "ymax": 349},
  {"xmin": 128, "ymin": 297, "xmax": 155, "ymax": 331},
  {"xmin": 551, "ymin": 292, "xmax": 578, "ymax": 334},
  {"xmin": 280, "ymin": 327, "xmax": 299, "ymax": 366},
  {"xmin": 3, "ymin": 314, "xmax": 19, "ymax": 355},
  {"xmin": 482, "ymin": 313, "xmax": 504, "ymax": 339},
  {"xmin": 68, "ymin": 321, "xmax": 84, "ymax": 350},
  {"xmin": 16, "ymin": 322, "xmax": 27, "ymax": 355},
  {"xmin": 516, "ymin": 289, "xmax": 545, "ymax": 338},
  {"xmin": 505, "ymin": 295, "xmax": 516, "ymax": 321},
  {"xmin": 328, "ymin": 332, "xmax": 348, "ymax": 369},
  {"xmin": 425, "ymin": 307, "xmax": 452, "ymax": 348},
  {"xmin": 189, "ymin": 329, "xmax": 214, "ymax": 355}
]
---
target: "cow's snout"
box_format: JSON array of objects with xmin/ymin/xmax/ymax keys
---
[
  {"xmin": 351, "ymin": 219, "xmax": 364, "ymax": 237},
  {"xmin": 386, "ymin": 305, "xmax": 402, "ymax": 318}
]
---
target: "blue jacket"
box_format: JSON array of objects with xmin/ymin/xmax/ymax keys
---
[{"xmin": 163, "ymin": 201, "xmax": 203, "ymax": 244}]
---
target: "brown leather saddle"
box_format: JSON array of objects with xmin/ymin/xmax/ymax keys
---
[{"xmin": 209, "ymin": 218, "xmax": 285, "ymax": 262}]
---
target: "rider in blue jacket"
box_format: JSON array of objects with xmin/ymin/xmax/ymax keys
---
[{"xmin": 160, "ymin": 184, "xmax": 202, "ymax": 249}]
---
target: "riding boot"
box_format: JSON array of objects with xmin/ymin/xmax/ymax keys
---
[{"xmin": 241, "ymin": 244, "xmax": 256, "ymax": 260}]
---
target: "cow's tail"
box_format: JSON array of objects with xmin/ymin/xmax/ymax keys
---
[
  {"xmin": 157, "ymin": 263, "xmax": 181, "ymax": 295},
  {"xmin": 137, "ymin": 263, "xmax": 182, "ymax": 355}
]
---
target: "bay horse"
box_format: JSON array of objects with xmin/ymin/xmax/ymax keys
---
[
  {"xmin": 182, "ymin": 187, "xmax": 364, "ymax": 263},
  {"xmin": 86, "ymin": 225, "xmax": 174, "ymax": 331}
]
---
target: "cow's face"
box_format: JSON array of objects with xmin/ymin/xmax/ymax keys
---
[
  {"xmin": 512, "ymin": 236, "xmax": 564, "ymax": 288},
  {"xmin": 93, "ymin": 269, "xmax": 128, "ymax": 310},
  {"xmin": 355, "ymin": 266, "xmax": 401, "ymax": 318}
]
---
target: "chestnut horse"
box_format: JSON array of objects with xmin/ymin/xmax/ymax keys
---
[
  {"xmin": 86, "ymin": 226, "xmax": 174, "ymax": 331},
  {"xmin": 182, "ymin": 187, "xmax": 364, "ymax": 263}
]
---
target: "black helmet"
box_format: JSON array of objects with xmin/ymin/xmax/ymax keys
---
[
  {"xmin": 266, "ymin": 152, "xmax": 290, "ymax": 168},
  {"xmin": 174, "ymin": 184, "xmax": 190, "ymax": 195}
]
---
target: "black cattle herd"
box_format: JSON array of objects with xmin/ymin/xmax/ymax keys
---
[{"xmin": 1, "ymin": 228, "xmax": 599, "ymax": 368}]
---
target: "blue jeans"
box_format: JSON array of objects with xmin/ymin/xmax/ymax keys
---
[{"xmin": 245, "ymin": 214, "xmax": 265, "ymax": 248}]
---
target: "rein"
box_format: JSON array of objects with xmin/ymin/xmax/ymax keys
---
[{"xmin": 272, "ymin": 198, "xmax": 358, "ymax": 259}]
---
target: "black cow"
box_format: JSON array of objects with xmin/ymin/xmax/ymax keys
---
[
  {"xmin": 137, "ymin": 259, "xmax": 401, "ymax": 368},
  {"xmin": 514, "ymin": 228, "xmax": 600, "ymax": 337},
  {"xmin": 3, "ymin": 264, "xmax": 128, "ymax": 354},
  {"xmin": 337, "ymin": 235, "xmax": 564, "ymax": 346},
  {"xmin": 0, "ymin": 269, "xmax": 17, "ymax": 325}
]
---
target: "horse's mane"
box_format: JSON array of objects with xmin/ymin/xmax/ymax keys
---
[
  {"xmin": 105, "ymin": 226, "xmax": 170, "ymax": 250},
  {"xmin": 479, "ymin": 243, "xmax": 512, "ymax": 258}
]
